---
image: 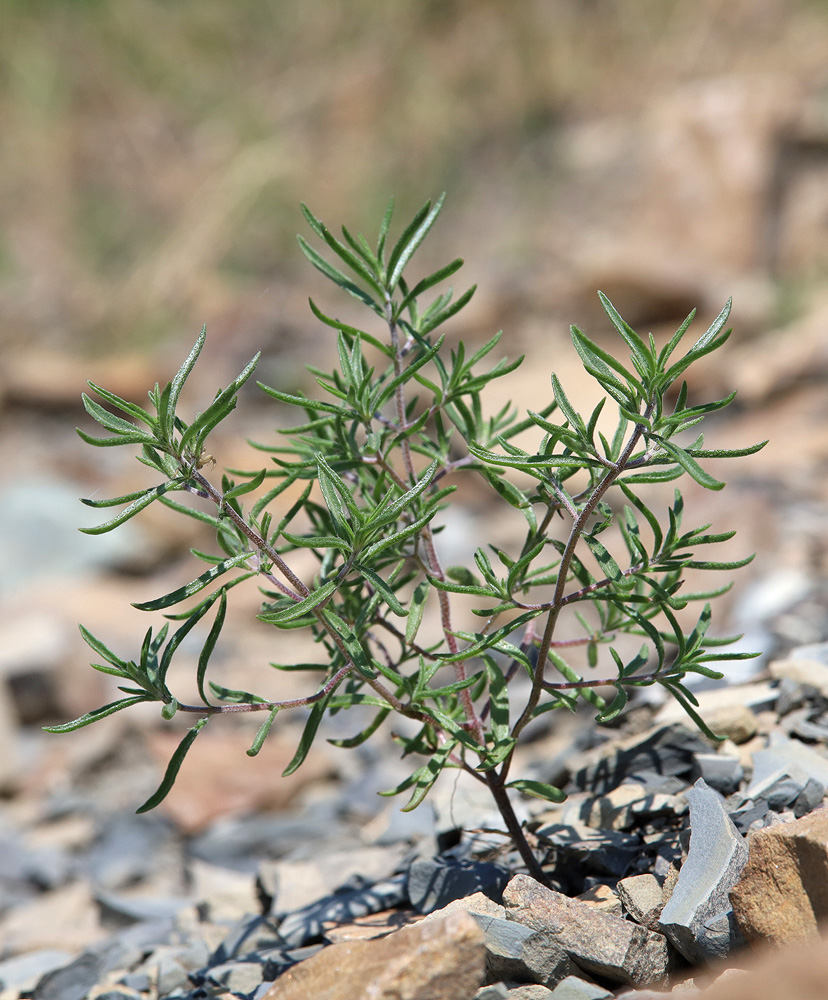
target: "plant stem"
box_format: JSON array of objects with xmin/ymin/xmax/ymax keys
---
[{"xmin": 484, "ymin": 770, "xmax": 548, "ymax": 885}]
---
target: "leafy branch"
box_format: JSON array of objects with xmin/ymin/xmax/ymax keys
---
[{"xmin": 53, "ymin": 195, "xmax": 766, "ymax": 884}]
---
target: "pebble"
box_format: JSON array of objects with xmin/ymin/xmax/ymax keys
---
[{"xmin": 407, "ymin": 857, "xmax": 510, "ymax": 914}]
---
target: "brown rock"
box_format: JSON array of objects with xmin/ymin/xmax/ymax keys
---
[
  {"xmin": 263, "ymin": 909, "xmax": 485, "ymax": 1000},
  {"xmin": 729, "ymin": 805, "xmax": 828, "ymax": 946},
  {"xmin": 695, "ymin": 929, "xmax": 828, "ymax": 1000},
  {"xmin": 502, "ymin": 874, "xmax": 671, "ymax": 987},
  {"xmin": 147, "ymin": 726, "xmax": 336, "ymax": 833}
]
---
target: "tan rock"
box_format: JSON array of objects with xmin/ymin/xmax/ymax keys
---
[
  {"xmin": 577, "ymin": 883, "xmax": 623, "ymax": 916},
  {"xmin": 322, "ymin": 909, "xmax": 424, "ymax": 944},
  {"xmin": 263, "ymin": 909, "xmax": 485, "ymax": 1000},
  {"xmin": 729, "ymin": 805, "xmax": 828, "ymax": 946},
  {"xmin": 695, "ymin": 930, "xmax": 828, "ymax": 1000},
  {"xmin": 502, "ymin": 874, "xmax": 671, "ymax": 987},
  {"xmin": 0, "ymin": 882, "xmax": 104, "ymax": 956},
  {"xmin": 147, "ymin": 725, "xmax": 336, "ymax": 833},
  {"xmin": 768, "ymin": 657, "xmax": 828, "ymax": 698}
]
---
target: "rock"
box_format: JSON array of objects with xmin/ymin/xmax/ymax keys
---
[
  {"xmin": 657, "ymin": 780, "xmax": 748, "ymax": 964},
  {"xmin": 32, "ymin": 952, "xmax": 104, "ymax": 1000},
  {"xmin": 147, "ymin": 727, "xmax": 336, "ymax": 833},
  {"xmin": 549, "ymin": 978, "xmax": 614, "ymax": 999},
  {"xmin": 407, "ymin": 856, "xmax": 510, "ymax": 914},
  {"xmin": 692, "ymin": 754, "xmax": 744, "ymax": 797},
  {"xmin": 322, "ymin": 909, "xmax": 424, "ymax": 944},
  {"xmin": 657, "ymin": 690, "xmax": 768, "ymax": 745},
  {"xmin": 569, "ymin": 724, "xmax": 710, "ymax": 795},
  {"xmin": 274, "ymin": 873, "xmax": 409, "ymax": 947},
  {"xmin": 745, "ymin": 735, "xmax": 828, "ymax": 798},
  {"xmin": 729, "ymin": 805, "xmax": 828, "ymax": 946},
  {"xmin": 478, "ymin": 915, "xmax": 573, "ymax": 988},
  {"xmin": 420, "ymin": 890, "xmax": 506, "ymax": 926},
  {"xmin": 617, "ymin": 874, "xmax": 664, "ymax": 929},
  {"xmin": 0, "ymin": 881, "xmax": 105, "ymax": 956},
  {"xmin": 190, "ymin": 858, "xmax": 261, "ymax": 923},
  {"xmin": 0, "ymin": 951, "xmax": 74, "ymax": 993},
  {"xmin": 87, "ymin": 813, "xmax": 179, "ymax": 892},
  {"xmin": 575, "ymin": 883, "xmax": 622, "ymax": 916},
  {"xmin": 261, "ymin": 908, "xmax": 486, "ymax": 1000},
  {"xmin": 769, "ymin": 655, "xmax": 828, "ymax": 698},
  {"xmin": 502, "ymin": 875, "xmax": 671, "ymax": 987},
  {"xmin": 691, "ymin": 930, "xmax": 828, "ymax": 999},
  {"xmin": 535, "ymin": 821, "xmax": 640, "ymax": 878}
]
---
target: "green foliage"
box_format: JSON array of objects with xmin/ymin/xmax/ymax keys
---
[{"xmin": 53, "ymin": 195, "xmax": 766, "ymax": 877}]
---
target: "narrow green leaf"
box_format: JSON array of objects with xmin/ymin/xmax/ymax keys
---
[
  {"xmin": 196, "ymin": 590, "xmax": 227, "ymax": 705},
  {"xmin": 355, "ymin": 564, "xmax": 407, "ymax": 617},
  {"xmin": 505, "ymin": 779, "xmax": 567, "ymax": 803},
  {"xmin": 329, "ymin": 706, "xmax": 392, "ymax": 748},
  {"xmin": 655, "ymin": 438, "xmax": 724, "ymax": 490},
  {"xmin": 401, "ymin": 741, "xmax": 455, "ymax": 811},
  {"xmin": 297, "ymin": 235, "xmax": 381, "ymax": 313},
  {"xmin": 247, "ymin": 706, "xmax": 279, "ymax": 757},
  {"xmin": 598, "ymin": 292, "xmax": 653, "ymax": 376},
  {"xmin": 136, "ymin": 716, "xmax": 210, "ymax": 812},
  {"xmin": 405, "ymin": 581, "xmax": 429, "ymax": 644},
  {"xmin": 86, "ymin": 382, "xmax": 156, "ymax": 429},
  {"xmin": 387, "ymin": 196, "xmax": 444, "ymax": 289},
  {"xmin": 132, "ymin": 552, "xmax": 251, "ymax": 611},
  {"xmin": 258, "ymin": 578, "xmax": 338, "ymax": 624},
  {"xmin": 596, "ymin": 684, "xmax": 628, "ymax": 723},
  {"xmin": 223, "ymin": 468, "xmax": 267, "ymax": 501},
  {"xmin": 80, "ymin": 480, "xmax": 181, "ymax": 535},
  {"xmin": 43, "ymin": 695, "xmax": 149, "ymax": 733},
  {"xmin": 483, "ymin": 655, "xmax": 510, "ymax": 743},
  {"xmin": 282, "ymin": 697, "xmax": 330, "ymax": 776},
  {"xmin": 167, "ymin": 327, "xmax": 206, "ymax": 439}
]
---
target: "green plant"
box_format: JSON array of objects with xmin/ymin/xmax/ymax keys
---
[{"xmin": 51, "ymin": 195, "xmax": 765, "ymax": 883}]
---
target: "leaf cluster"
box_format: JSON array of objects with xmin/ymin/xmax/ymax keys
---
[{"xmin": 59, "ymin": 195, "xmax": 766, "ymax": 832}]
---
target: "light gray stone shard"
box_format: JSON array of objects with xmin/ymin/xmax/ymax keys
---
[
  {"xmin": 657, "ymin": 778, "xmax": 748, "ymax": 964},
  {"xmin": 0, "ymin": 951, "xmax": 74, "ymax": 993},
  {"xmin": 477, "ymin": 914, "xmax": 573, "ymax": 988},
  {"xmin": 502, "ymin": 875, "xmax": 671, "ymax": 987},
  {"xmin": 747, "ymin": 736, "xmax": 828, "ymax": 798},
  {"xmin": 692, "ymin": 753, "xmax": 744, "ymax": 797},
  {"xmin": 549, "ymin": 977, "xmax": 614, "ymax": 999},
  {"xmin": 503, "ymin": 986, "xmax": 556, "ymax": 999}
]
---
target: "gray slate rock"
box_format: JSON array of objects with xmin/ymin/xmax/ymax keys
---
[
  {"xmin": 0, "ymin": 951, "xmax": 74, "ymax": 993},
  {"xmin": 33, "ymin": 953, "xmax": 104, "ymax": 1000},
  {"xmin": 535, "ymin": 822, "xmax": 640, "ymax": 878},
  {"xmin": 407, "ymin": 857, "xmax": 510, "ymax": 914},
  {"xmin": 657, "ymin": 778, "xmax": 748, "ymax": 963},
  {"xmin": 275, "ymin": 873, "xmax": 408, "ymax": 946},
  {"xmin": 549, "ymin": 977, "xmax": 614, "ymax": 999},
  {"xmin": 692, "ymin": 753, "xmax": 744, "ymax": 796},
  {"xmin": 569, "ymin": 724, "xmax": 710, "ymax": 795},
  {"xmin": 477, "ymin": 914, "xmax": 573, "ymax": 988}
]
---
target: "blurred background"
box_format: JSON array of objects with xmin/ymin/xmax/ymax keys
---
[{"xmin": 1, "ymin": 0, "xmax": 828, "ymax": 879}]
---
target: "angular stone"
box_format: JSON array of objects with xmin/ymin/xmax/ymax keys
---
[
  {"xmin": 692, "ymin": 754, "xmax": 744, "ymax": 797},
  {"xmin": 617, "ymin": 874, "xmax": 664, "ymax": 928},
  {"xmin": 261, "ymin": 909, "xmax": 486, "ymax": 999},
  {"xmin": 479, "ymin": 915, "xmax": 573, "ymax": 988},
  {"xmin": 729, "ymin": 805, "xmax": 828, "ymax": 946},
  {"xmin": 275, "ymin": 873, "xmax": 408, "ymax": 947},
  {"xmin": 502, "ymin": 875, "xmax": 671, "ymax": 987},
  {"xmin": 420, "ymin": 891, "xmax": 505, "ymax": 929},
  {"xmin": 535, "ymin": 821, "xmax": 640, "ymax": 878},
  {"xmin": 549, "ymin": 978, "xmax": 614, "ymax": 999},
  {"xmin": 257, "ymin": 844, "xmax": 408, "ymax": 916},
  {"xmin": 569, "ymin": 724, "xmax": 710, "ymax": 795},
  {"xmin": 407, "ymin": 857, "xmax": 510, "ymax": 914},
  {"xmin": 576, "ymin": 883, "xmax": 622, "ymax": 916},
  {"xmin": 322, "ymin": 908, "xmax": 424, "ymax": 944},
  {"xmin": 656, "ymin": 687, "xmax": 773, "ymax": 742},
  {"xmin": 0, "ymin": 951, "xmax": 74, "ymax": 993},
  {"xmin": 657, "ymin": 779, "xmax": 748, "ymax": 964},
  {"xmin": 746, "ymin": 736, "xmax": 828, "ymax": 798},
  {"xmin": 769, "ymin": 656, "xmax": 828, "ymax": 698}
]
